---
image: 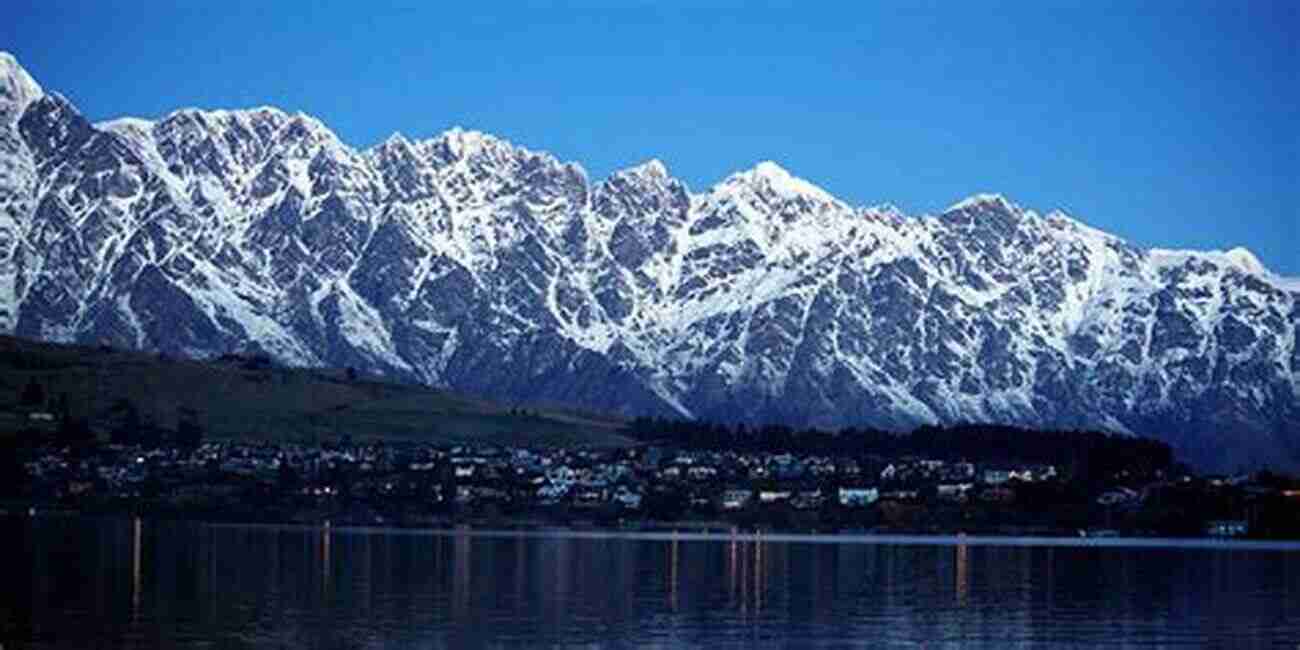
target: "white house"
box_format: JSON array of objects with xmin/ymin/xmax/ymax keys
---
[
  {"xmin": 537, "ymin": 483, "xmax": 569, "ymax": 502},
  {"xmin": 983, "ymin": 469, "xmax": 1013, "ymax": 485},
  {"xmin": 687, "ymin": 465, "xmax": 718, "ymax": 481},
  {"xmin": 1096, "ymin": 487, "xmax": 1140, "ymax": 506},
  {"xmin": 720, "ymin": 489, "xmax": 753, "ymax": 510},
  {"xmin": 1205, "ymin": 520, "xmax": 1248, "ymax": 537},
  {"xmin": 546, "ymin": 466, "xmax": 577, "ymax": 485},
  {"xmin": 613, "ymin": 487, "xmax": 642, "ymax": 509},
  {"xmin": 838, "ymin": 487, "xmax": 880, "ymax": 507},
  {"xmin": 880, "ymin": 464, "xmax": 898, "ymax": 481}
]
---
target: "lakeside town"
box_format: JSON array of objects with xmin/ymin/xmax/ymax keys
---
[
  {"xmin": 1, "ymin": 343, "xmax": 1296, "ymax": 540},
  {"xmin": 9, "ymin": 435, "xmax": 1300, "ymax": 539}
]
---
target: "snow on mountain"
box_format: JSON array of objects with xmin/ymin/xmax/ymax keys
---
[
  {"xmin": 0, "ymin": 52, "xmax": 1296, "ymax": 470},
  {"xmin": 0, "ymin": 52, "xmax": 42, "ymax": 123}
]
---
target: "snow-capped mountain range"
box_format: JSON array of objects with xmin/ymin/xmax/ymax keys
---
[{"xmin": 2, "ymin": 52, "xmax": 1296, "ymax": 470}]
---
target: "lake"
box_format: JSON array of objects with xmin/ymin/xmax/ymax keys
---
[{"xmin": 3, "ymin": 517, "xmax": 1297, "ymax": 648}]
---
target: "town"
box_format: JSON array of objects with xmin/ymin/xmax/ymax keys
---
[
  {"xmin": 3, "ymin": 338, "xmax": 1296, "ymax": 539},
  {"xmin": 10, "ymin": 433, "xmax": 1300, "ymax": 539}
]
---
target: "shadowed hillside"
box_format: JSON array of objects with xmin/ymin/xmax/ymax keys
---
[{"xmin": 0, "ymin": 335, "xmax": 631, "ymax": 447}]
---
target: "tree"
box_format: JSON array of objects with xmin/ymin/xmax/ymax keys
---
[
  {"xmin": 109, "ymin": 398, "xmax": 142, "ymax": 445},
  {"xmin": 0, "ymin": 439, "xmax": 27, "ymax": 497},
  {"xmin": 644, "ymin": 488, "xmax": 687, "ymax": 521},
  {"xmin": 176, "ymin": 406, "xmax": 203, "ymax": 449},
  {"xmin": 20, "ymin": 378, "xmax": 45, "ymax": 408},
  {"xmin": 56, "ymin": 416, "xmax": 95, "ymax": 446},
  {"xmin": 278, "ymin": 460, "xmax": 301, "ymax": 492}
]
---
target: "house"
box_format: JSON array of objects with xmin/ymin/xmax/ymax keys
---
[
  {"xmin": 537, "ymin": 483, "xmax": 569, "ymax": 503},
  {"xmin": 791, "ymin": 489, "xmax": 825, "ymax": 510},
  {"xmin": 640, "ymin": 447, "xmax": 667, "ymax": 470},
  {"xmin": 1031, "ymin": 465, "xmax": 1058, "ymax": 481},
  {"xmin": 940, "ymin": 462, "xmax": 975, "ymax": 481},
  {"xmin": 936, "ymin": 483, "xmax": 974, "ymax": 501},
  {"xmin": 1096, "ymin": 487, "xmax": 1140, "ymax": 506},
  {"xmin": 1008, "ymin": 468, "xmax": 1036, "ymax": 482},
  {"xmin": 472, "ymin": 486, "xmax": 509, "ymax": 502},
  {"xmin": 978, "ymin": 486, "xmax": 1016, "ymax": 503},
  {"xmin": 719, "ymin": 489, "xmax": 753, "ymax": 510},
  {"xmin": 982, "ymin": 469, "xmax": 1014, "ymax": 485},
  {"xmin": 546, "ymin": 466, "xmax": 576, "ymax": 485},
  {"xmin": 808, "ymin": 458, "xmax": 838, "ymax": 477},
  {"xmin": 881, "ymin": 489, "xmax": 920, "ymax": 501},
  {"xmin": 1206, "ymin": 520, "xmax": 1248, "ymax": 537},
  {"xmin": 838, "ymin": 487, "xmax": 879, "ymax": 507},
  {"xmin": 573, "ymin": 488, "xmax": 606, "ymax": 507},
  {"xmin": 687, "ymin": 465, "xmax": 717, "ymax": 481},
  {"xmin": 984, "ymin": 465, "xmax": 1052, "ymax": 485},
  {"xmin": 771, "ymin": 457, "xmax": 805, "ymax": 480},
  {"xmin": 880, "ymin": 464, "xmax": 898, "ymax": 481},
  {"xmin": 613, "ymin": 487, "xmax": 642, "ymax": 509}
]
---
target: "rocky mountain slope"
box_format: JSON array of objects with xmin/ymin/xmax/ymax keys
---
[{"xmin": 1, "ymin": 52, "xmax": 1296, "ymax": 470}]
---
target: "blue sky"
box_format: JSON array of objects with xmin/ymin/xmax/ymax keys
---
[{"xmin": 4, "ymin": 1, "xmax": 1296, "ymax": 274}]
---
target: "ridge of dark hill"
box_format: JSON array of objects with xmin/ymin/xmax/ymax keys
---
[{"xmin": 0, "ymin": 335, "xmax": 631, "ymax": 447}]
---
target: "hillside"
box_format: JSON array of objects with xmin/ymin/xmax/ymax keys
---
[{"xmin": 0, "ymin": 335, "xmax": 631, "ymax": 447}]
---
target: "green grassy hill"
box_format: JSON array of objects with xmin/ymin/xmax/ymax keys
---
[{"xmin": 0, "ymin": 336, "xmax": 631, "ymax": 447}]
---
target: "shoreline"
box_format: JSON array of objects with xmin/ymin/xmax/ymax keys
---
[{"xmin": 10, "ymin": 507, "xmax": 1300, "ymax": 550}]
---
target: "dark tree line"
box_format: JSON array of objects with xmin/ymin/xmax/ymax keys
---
[
  {"xmin": 627, "ymin": 417, "xmax": 1174, "ymax": 480},
  {"xmin": 0, "ymin": 438, "xmax": 27, "ymax": 498}
]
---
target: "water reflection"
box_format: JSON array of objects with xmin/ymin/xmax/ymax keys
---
[
  {"xmin": 452, "ymin": 530, "xmax": 470, "ymax": 619},
  {"xmin": 4, "ymin": 519, "xmax": 1299, "ymax": 649},
  {"xmin": 131, "ymin": 516, "xmax": 141, "ymax": 622},
  {"xmin": 721, "ymin": 536, "xmax": 776, "ymax": 617},
  {"xmin": 956, "ymin": 542, "xmax": 969, "ymax": 607},
  {"xmin": 321, "ymin": 522, "xmax": 331, "ymax": 598},
  {"xmin": 668, "ymin": 534, "xmax": 678, "ymax": 612}
]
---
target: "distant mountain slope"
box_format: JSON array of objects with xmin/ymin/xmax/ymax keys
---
[
  {"xmin": 0, "ymin": 52, "xmax": 1296, "ymax": 470},
  {"xmin": 0, "ymin": 335, "xmax": 630, "ymax": 446}
]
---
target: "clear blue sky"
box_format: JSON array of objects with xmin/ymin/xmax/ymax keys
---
[{"xmin": 4, "ymin": 1, "xmax": 1296, "ymax": 274}]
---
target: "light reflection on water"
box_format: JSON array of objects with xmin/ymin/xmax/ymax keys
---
[{"xmin": 4, "ymin": 518, "xmax": 1298, "ymax": 649}]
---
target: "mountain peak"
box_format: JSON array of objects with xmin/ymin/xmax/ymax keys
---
[
  {"xmin": 617, "ymin": 158, "xmax": 669, "ymax": 180},
  {"xmin": 944, "ymin": 193, "xmax": 1015, "ymax": 214},
  {"xmin": 865, "ymin": 202, "xmax": 906, "ymax": 220},
  {"xmin": 438, "ymin": 126, "xmax": 498, "ymax": 147},
  {"xmin": 429, "ymin": 126, "xmax": 530, "ymax": 163},
  {"xmin": 0, "ymin": 51, "xmax": 44, "ymax": 121},
  {"xmin": 726, "ymin": 160, "xmax": 837, "ymax": 204},
  {"xmin": 752, "ymin": 160, "xmax": 790, "ymax": 178},
  {"xmin": 159, "ymin": 105, "xmax": 289, "ymax": 128},
  {"xmin": 1223, "ymin": 246, "xmax": 1265, "ymax": 275}
]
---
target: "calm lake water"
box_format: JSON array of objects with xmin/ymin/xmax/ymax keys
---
[{"xmin": 3, "ymin": 517, "xmax": 1298, "ymax": 649}]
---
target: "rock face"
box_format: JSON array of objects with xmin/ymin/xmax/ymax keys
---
[{"xmin": 1, "ymin": 52, "xmax": 1296, "ymax": 470}]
